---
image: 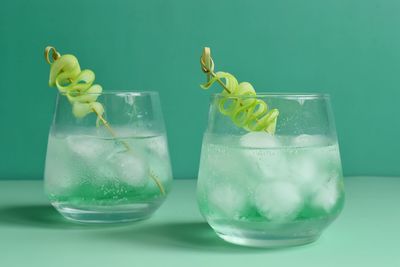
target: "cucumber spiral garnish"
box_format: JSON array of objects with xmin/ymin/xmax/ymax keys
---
[
  {"xmin": 45, "ymin": 46, "xmax": 104, "ymax": 122},
  {"xmin": 44, "ymin": 46, "xmax": 165, "ymax": 195},
  {"xmin": 200, "ymin": 47, "xmax": 279, "ymax": 134}
]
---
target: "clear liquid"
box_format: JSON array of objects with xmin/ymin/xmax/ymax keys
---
[
  {"xmin": 44, "ymin": 133, "xmax": 173, "ymax": 208},
  {"xmin": 197, "ymin": 133, "xmax": 345, "ymax": 245}
]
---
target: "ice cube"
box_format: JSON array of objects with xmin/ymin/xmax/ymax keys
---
[
  {"xmin": 201, "ymin": 142, "xmax": 259, "ymax": 188},
  {"xmin": 251, "ymin": 149, "xmax": 290, "ymax": 180},
  {"xmin": 288, "ymin": 143, "xmax": 341, "ymax": 195},
  {"xmin": 45, "ymin": 136, "xmax": 76, "ymax": 193},
  {"xmin": 313, "ymin": 144, "xmax": 342, "ymax": 174},
  {"xmin": 310, "ymin": 178, "xmax": 339, "ymax": 212},
  {"xmin": 66, "ymin": 135, "xmax": 112, "ymax": 159},
  {"xmin": 44, "ymin": 150, "xmax": 75, "ymax": 194},
  {"xmin": 147, "ymin": 156, "xmax": 173, "ymax": 184},
  {"xmin": 240, "ymin": 132, "xmax": 282, "ymax": 148},
  {"xmin": 208, "ymin": 183, "xmax": 248, "ymax": 218},
  {"xmin": 254, "ymin": 181, "xmax": 303, "ymax": 221},
  {"xmin": 240, "ymin": 133, "xmax": 289, "ymax": 181},
  {"xmin": 291, "ymin": 134, "xmax": 330, "ymax": 147},
  {"xmin": 288, "ymin": 153, "xmax": 322, "ymax": 193},
  {"xmin": 147, "ymin": 135, "xmax": 169, "ymax": 158},
  {"xmin": 109, "ymin": 152, "xmax": 148, "ymax": 188}
]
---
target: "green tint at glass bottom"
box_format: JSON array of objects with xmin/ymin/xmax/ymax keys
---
[{"xmin": 48, "ymin": 182, "xmax": 168, "ymax": 223}]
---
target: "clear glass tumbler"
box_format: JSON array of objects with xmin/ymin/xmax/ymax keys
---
[
  {"xmin": 197, "ymin": 93, "xmax": 345, "ymax": 247},
  {"xmin": 44, "ymin": 91, "xmax": 173, "ymax": 223}
]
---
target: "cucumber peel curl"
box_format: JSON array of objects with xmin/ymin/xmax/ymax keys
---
[
  {"xmin": 200, "ymin": 47, "xmax": 279, "ymax": 134},
  {"xmin": 45, "ymin": 47, "xmax": 104, "ymax": 123}
]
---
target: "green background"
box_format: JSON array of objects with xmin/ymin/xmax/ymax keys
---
[{"xmin": 1, "ymin": 0, "xmax": 399, "ymax": 179}]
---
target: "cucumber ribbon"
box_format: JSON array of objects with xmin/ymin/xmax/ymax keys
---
[
  {"xmin": 45, "ymin": 47, "xmax": 104, "ymax": 122},
  {"xmin": 200, "ymin": 47, "xmax": 279, "ymax": 134}
]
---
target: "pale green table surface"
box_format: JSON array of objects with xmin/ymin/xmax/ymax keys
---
[{"xmin": 0, "ymin": 177, "xmax": 399, "ymax": 267}]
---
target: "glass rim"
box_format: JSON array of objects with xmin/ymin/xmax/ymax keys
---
[
  {"xmin": 57, "ymin": 90, "xmax": 159, "ymax": 96},
  {"xmin": 211, "ymin": 92, "xmax": 330, "ymax": 99}
]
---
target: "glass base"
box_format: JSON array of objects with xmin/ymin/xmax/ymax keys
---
[
  {"xmin": 208, "ymin": 216, "xmax": 335, "ymax": 248},
  {"xmin": 52, "ymin": 200, "xmax": 163, "ymax": 223},
  {"xmin": 216, "ymin": 231, "xmax": 319, "ymax": 248}
]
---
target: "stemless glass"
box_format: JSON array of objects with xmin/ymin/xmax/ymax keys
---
[
  {"xmin": 44, "ymin": 91, "xmax": 173, "ymax": 223},
  {"xmin": 197, "ymin": 93, "xmax": 345, "ymax": 247}
]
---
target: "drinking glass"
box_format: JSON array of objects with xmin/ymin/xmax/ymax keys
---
[
  {"xmin": 44, "ymin": 91, "xmax": 173, "ymax": 223},
  {"xmin": 197, "ymin": 93, "xmax": 345, "ymax": 247}
]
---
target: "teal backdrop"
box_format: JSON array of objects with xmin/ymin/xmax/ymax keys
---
[{"xmin": 1, "ymin": 0, "xmax": 399, "ymax": 179}]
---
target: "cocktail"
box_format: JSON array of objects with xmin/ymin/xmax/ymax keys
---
[
  {"xmin": 43, "ymin": 47, "xmax": 172, "ymax": 223},
  {"xmin": 197, "ymin": 48, "xmax": 344, "ymax": 247}
]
